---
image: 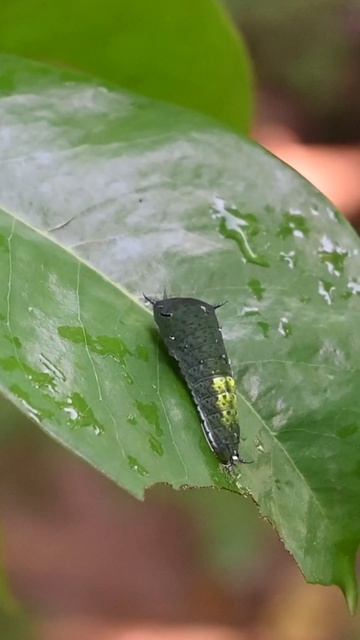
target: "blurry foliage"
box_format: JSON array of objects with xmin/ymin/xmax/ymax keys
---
[
  {"xmin": 0, "ymin": 395, "xmax": 31, "ymax": 443},
  {"xmin": 0, "ymin": 609, "xmax": 33, "ymax": 640},
  {"xmin": 0, "ymin": 539, "xmax": 34, "ymax": 640},
  {"xmin": 0, "ymin": 0, "xmax": 253, "ymax": 134},
  {"xmin": 179, "ymin": 488, "xmax": 270, "ymax": 583}
]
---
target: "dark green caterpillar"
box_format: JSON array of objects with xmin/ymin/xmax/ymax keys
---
[{"xmin": 145, "ymin": 295, "xmax": 244, "ymax": 467}]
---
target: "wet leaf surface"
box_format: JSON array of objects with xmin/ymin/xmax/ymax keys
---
[{"xmin": 0, "ymin": 56, "xmax": 359, "ymax": 609}]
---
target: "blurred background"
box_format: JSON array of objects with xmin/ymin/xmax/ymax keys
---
[
  {"xmin": 227, "ymin": 0, "xmax": 360, "ymax": 228},
  {"xmin": 1, "ymin": 1, "xmax": 359, "ymax": 639}
]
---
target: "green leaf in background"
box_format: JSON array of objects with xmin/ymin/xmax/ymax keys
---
[
  {"xmin": 0, "ymin": 55, "xmax": 359, "ymax": 611},
  {"xmin": 0, "ymin": 535, "xmax": 34, "ymax": 640},
  {"xmin": 0, "ymin": 395, "xmax": 27, "ymax": 442},
  {"xmin": 0, "ymin": 594, "xmax": 33, "ymax": 640},
  {"xmin": 0, "ymin": 0, "xmax": 252, "ymax": 134}
]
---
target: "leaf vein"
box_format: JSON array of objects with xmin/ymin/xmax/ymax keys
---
[
  {"xmin": 76, "ymin": 262, "xmax": 103, "ymax": 402},
  {"xmin": 155, "ymin": 337, "xmax": 188, "ymax": 482}
]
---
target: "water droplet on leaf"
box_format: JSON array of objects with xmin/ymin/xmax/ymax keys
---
[
  {"xmin": 318, "ymin": 280, "xmax": 335, "ymax": 305},
  {"xmin": 280, "ymin": 250, "xmax": 296, "ymax": 269},
  {"xmin": 347, "ymin": 280, "xmax": 360, "ymax": 295},
  {"xmin": 212, "ymin": 196, "xmax": 269, "ymax": 267},
  {"xmin": 278, "ymin": 317, "xmax": 292, "ymax": 337},
  {"xmin": 277, "ymin": 212, "xmax": 310, "ymax": 239}
]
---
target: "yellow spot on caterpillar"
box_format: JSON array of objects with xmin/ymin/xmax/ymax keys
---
[
  {"xmin": 212, "ymin": 376, "xmax": 227, "ymax": 393},
  {"xmin": 212, "ymin": 377, "xmax": 237, "ymax": 399},
  {"xmin": 212, "ymin": 377, "xmax": 238, "ymax": 427},
  {"xmin": 226, "ymin": 376, "xmax": 236, "ymax": 391},
  {"xmin": 220, "ymin": 408, "xmax": 237, "ymax": 426},
  {"xmin": 216, "ymin": 391, "xmax": 237, "ymax": 411}
]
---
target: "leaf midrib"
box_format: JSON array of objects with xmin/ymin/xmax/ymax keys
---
[{"xmin": 0, "ymin": 203, "xmax": 151, "ymax": 317}]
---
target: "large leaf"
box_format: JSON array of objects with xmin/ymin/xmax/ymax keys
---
[
  {"xmin": 0, "ymin": 55, "xmax": 359, "ymax": 610},
  {"xmin": 0, "ymin": 0, "xmax": 252, "ymax": 134}
]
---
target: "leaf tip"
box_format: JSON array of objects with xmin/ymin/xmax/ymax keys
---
[
  {"xmin": 341, "ymin": 574, "xmax": 358, "ymax": 615},
  {"xmin": 335, "ymin": 544, "xmax": 358, "ymax": 615}
]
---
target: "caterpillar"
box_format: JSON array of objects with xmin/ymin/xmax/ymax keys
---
[{"xmin": 145, "ymin": 295, "xmax": 245, "ymax": 468}]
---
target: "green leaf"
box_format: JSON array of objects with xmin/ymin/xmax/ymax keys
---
[
  {"xmin": 0, "ymin": 535, "xmax": 34, "ymax": 640},
  {"xmin": 0, "ymin": 0, "xmax": 252, "ymax": 134},
  {"xmin": 0, "ymin": 596, "xmax": 34, "ymax": 640},
  {"xmin": 0, "ymin": 55, "xmax": 359, "ymax": 610}
]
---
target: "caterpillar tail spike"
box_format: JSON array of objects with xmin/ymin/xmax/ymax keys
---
[{"xmin": 213, "ymin": 300, "xmax": 228, "ymax": 310}]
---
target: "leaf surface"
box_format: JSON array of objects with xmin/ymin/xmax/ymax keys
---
[{"xmin": 0, "ymin": 56, "xmax": 359, "ymax": 609}]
